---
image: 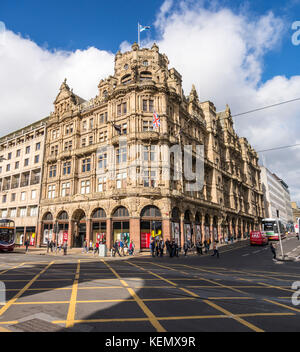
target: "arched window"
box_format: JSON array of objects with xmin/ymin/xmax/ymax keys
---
[
  {"xmin": 184, "ymin": 210, "xmax": 191, "ymax": 222},
  {"xmin": 57, "ymin": 211, "xmax": 69, "ymax": 220},
  {"xmin": 43, "ymin": 212, "xmax": 53, "ymax": 221},
  {"xmin": 92, "ymin": 208, "xmax": 106, "ymax": 219},
  {"xmin": 112, "ymin": 206, "xmax": 129, "ymax": 218},
  {"xmin": 141, "ymin": 206, "xmax": 161, "ymax": 218},
  {"xmin": 195, "ymin": 212, "xmax": 201, "ymax": 224}
]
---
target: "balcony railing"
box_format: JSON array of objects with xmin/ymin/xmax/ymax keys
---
[
  {"xmin": 30, "ymin": 177, "xmax": 40, "ymax": 185},
  {"xmin": 11, "ymin": 182, "xmax": 19, "ymax": 189},
  {"xmin": 20, "ymin": 180, "xmax": 29, "ymax": 187}
]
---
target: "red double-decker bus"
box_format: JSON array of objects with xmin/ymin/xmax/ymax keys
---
[{"xmin": 0, "ymin": 219, "xmax": 16, "ymax": 252}]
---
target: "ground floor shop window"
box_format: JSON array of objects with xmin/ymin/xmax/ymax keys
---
[
  {"xmin": 140, "ymin": 220, "xmax": 162, "ymax": 249},
  {"xmin": 171, "ymin": 222, "xmax": 180, "ymax": 246},
  {"xmin": 92, "ymin": 221, "xmax": 107, "ymax": 244},
  {"xmin": 113, "ymin": 221, "xmax": 130, "ymax": 244},
  {"xmin": 195, "ymin": 224, "xmax": 202, "ymax": 243}
]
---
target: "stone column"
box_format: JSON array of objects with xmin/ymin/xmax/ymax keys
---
[
  {"xmin": 68, "ymin": 220, "xmax": 73, "ymax": 248},
  {"xmin": 209, "ymin": 216, "xmax": 214, "ymax": 243},
  {"xmin": 180, "ymin": 216, "xmax": 185, "ymax": 248},
  {"xmin": 106, "ymin": 218, "xmax": 112, "ymax": 251},
  {"xmin": 130, "ymin": 217, "xmax": 140, "ymax": 252},
  {"xmin": 86, "ymin": 218, "xmax": 91, "ymax": 244},
  {"xmin": 37, "ymin": 221, "xmax": 43, "ymax": 247},
  {"xmin": 162, "ymin": 218, "xmax": 171, "ymax": 242}
]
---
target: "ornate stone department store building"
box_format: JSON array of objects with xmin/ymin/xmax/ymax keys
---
[{"xmin": 37, "ymin": 43, "xmax": 264, "ymax": 250}]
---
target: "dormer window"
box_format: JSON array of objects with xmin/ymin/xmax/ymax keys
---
[
  {"xmin": 103, "ymin": 90, "xmax": 108, "ymax": 98},
  {"xmin": 143, "ymin": 60, "xmax": 149, "ymax": 67},
  {"xmin": 121, "ymin": 74, "xmax": 131, "ymax": 85},
  {"xmin": 124, "ymin": 64, "xmax": 129, "ymax": 70}
]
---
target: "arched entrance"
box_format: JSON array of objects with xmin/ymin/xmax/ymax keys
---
[
  {"xmin": 195, "ymin": 212, "xmax": 202, "ymax": 244},
  {"xmin": 140, "ymin": 205, "xmax": 162, "ymax": 249},
  {"xmin": 91, "ymin": 208, "xmax": 107, "ymax": 244},
  {"xmin": 42, "ymin": 212, "xmax": 53, "ymax": 245},
  {"xmin": 171, "ymin": 207, "xmax": 180, "ymax": 245},
  {"xmin": 72, "ymin": 209, "xmax": 86, "ymax": 248},
  {"xmin": 56, "ymin": 211, "xmax": 69, "ymax": 245},
  {"xmin": 112, "ymin": 206, "xmax": 130, "ymax": 245}
]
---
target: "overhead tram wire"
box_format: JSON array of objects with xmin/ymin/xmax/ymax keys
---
[
  {"xmin": 256, "ymin": 143, "xmax": 300, "ymax": 153},
  {"xmin": 229, "ymin": 97, "xmax": 300, "ymax": 119}
]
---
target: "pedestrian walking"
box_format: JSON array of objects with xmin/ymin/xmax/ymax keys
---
[
  {"xmin": 196, "ymin": 241, "xmax": 203, "ymax": 255},
  {"xmin": 113, "ymin": 241, "xmax": 121, "ymax": 257},
  {"xmin": 63, "ymin": 241, "xmax": 67, "ymax": 256},
  {"xmin": 89, "ymin": 241, "xmax": 93, "ymax": 252},
  {"xmin": 50, "ymin": 240, "xmax": 54, "ymax": 253},
  {"xmin": 175, "ymin": 241, "xmax": 179, "ymax": 257},
  {"xmin": 270, "ymin": 242, "xmax": 276, "ymax": 260},
  {"xmin": 159, "ymin": 239, "xmax": 164, "ymax": 257},
  {"xmin": 46, "ymin": 239, "xmax": 50, "ymax": 253},
  {"xmin": 211, "ymin": 241, "xmax": 220, "ymax": 258},
  {"xmin": 183, "ymin": 242, "xmax": 188, "ymax": 256},
  {"xmin": 94, "ymin": 242, "xmax": 99, "ymax": 256},
  {"xmin": 155, "ymin": 240, "xmax": 159, "ymax": 257},
  {"xmin": 150, "ymin": 239, "xmax": 155, "ymax": 257},
  {"xmin": 24, "ymin": 239, "xmax": 29, "ymax": 253},
  {"xmin": 129, "ymin": 240, "xmax": 135, "ymax": 255},
  {"xmin": 119, "ymin": 240, "xmax": 124, "ymax": 256},
  {"xmin": 165, "ymin": 239, "xmax": 170, "ymax": 256}
]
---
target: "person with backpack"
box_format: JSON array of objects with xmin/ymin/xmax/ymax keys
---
[
  {"xmin": 129, "ymin": 240, "xmax": 135, "ymax": 255},
  {"xmin": 270, "ymin": 242, "xmax": 277, "ymax": 260},
  {"xmin": 113, "ymin": 240, "xmax": 121, "ymax": 257},
  {"xmin": 159, "ymin": 239, "xmax": 164, "ymax": 257}
]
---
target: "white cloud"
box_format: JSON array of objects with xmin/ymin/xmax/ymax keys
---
[
  {"xmin": 0, "ymin": 1, "xmax": 300, "ymax": 204},
  {"xmin": 0, "ymin": 30, "xmax": 114, "ymax": 135},
  {"xmin": 151, "ymin": 1, "xmax": 300, "ymax": 203}
]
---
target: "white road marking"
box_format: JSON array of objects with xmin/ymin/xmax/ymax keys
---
[
  {"xmin": 242, "ymin": 254, "xmax": 249, "ymax": 257},
  {"xmin": 253, "ymin": 250, "xmax": 261, "ymax": 254}
]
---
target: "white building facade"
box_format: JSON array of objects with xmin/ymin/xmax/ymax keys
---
[{"xmin": 260, "ymin": 166, "xmax": 293, "ymax": 226}]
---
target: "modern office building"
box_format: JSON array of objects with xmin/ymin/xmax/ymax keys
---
[
  {"xmin": 0, "ymin": 118, "xmax": 48, "ymax": 244},
  {"xmin": 260, "ymin": 166, "xmax": 293, "ymax": 226},
  {"xmin": 37, "ymin": 43, "xmax": 264, "ymax": 250}
]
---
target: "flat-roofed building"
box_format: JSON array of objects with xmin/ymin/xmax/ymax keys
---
[{"xmin": 0, "ymin": 118, "xmax": 48, "ymax": 244}]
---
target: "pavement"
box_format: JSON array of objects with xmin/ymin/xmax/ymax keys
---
[{"xmin": 0, "ymin": 235, "xmax": 299, "ymax": 332}]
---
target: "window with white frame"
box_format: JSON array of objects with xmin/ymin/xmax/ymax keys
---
[
  {"xmin": 30, "ymin": 206, "xmax": 38, "ymax": 217},
  {"xmin": 48, "ymin": 185, "xmax": 56, "ymax": 199},
  {"xmin": 20, "ymin": 207, "xmax": 27, "ymax": 217},
  {"xmin": 31, "ymin": 190, "xmax": 37, "ymax": 200},
  {"xmin": 116, "ymin": 147, "xmax": 127, "ymax": 164},
  {"xmin": 98, "ymin": 176, "xmax": 107, "ymax": 192},
  {"xmin": 2, "ymin": 209, "xmax": 8, "ymax": 218},
  {"xmin": 98, "ymin": 153, "xmax": 107, "ymax": 169},
  {"xmin": 10, "ymin": 208, "xmax": 16, "ymax": 218},
  {"xmin": 81, "ymin": 180, "xmax": 90, "ymax": 194},
  {"xmin": 21, "ymin": 192, "xmax": 26, "ymax": 201},
  {"xmin": 116, "ymin": 172, "xmax": 127, "ymax": 189},
  {"xmin": 143, "ymin": 169, "xmax": 157, "ymax": 188},
  {"xmin": 61, "ymin": 182, "xmax": 71, "ymax": 197}
]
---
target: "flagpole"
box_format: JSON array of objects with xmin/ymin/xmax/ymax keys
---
[{"xmin": 138, "ymin": 22, "xmax": 140, "ymax": 47}]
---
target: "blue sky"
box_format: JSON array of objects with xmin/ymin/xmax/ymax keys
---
[
  {"xmin": 1, "ymin": 0, "xmax": 300, "ymax": 202},
  {"xmin": 1, "ymin": 0, "xmax": 299, "ymax": 82}
]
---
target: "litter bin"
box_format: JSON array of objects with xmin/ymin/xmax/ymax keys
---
[{"xmin": 99, "ymin": 244, "xmax": 107, "ymax": 257}]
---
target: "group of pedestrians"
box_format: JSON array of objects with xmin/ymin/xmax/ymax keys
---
[
  {"xmin": 46, "ymin": 239, "xmax": 67, "ymax": 255},
  {"xmin": 112, "ymin": 239, "xmax": 135, "ymax": 257},
  {"xmin": 150, "ymin": 239, "xmax": 166, "ymax": 257}
]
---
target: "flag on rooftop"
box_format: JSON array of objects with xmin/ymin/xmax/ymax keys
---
[{"xmin": 139, "ymin": 25, "xmax": 150, "ymax": 32}]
